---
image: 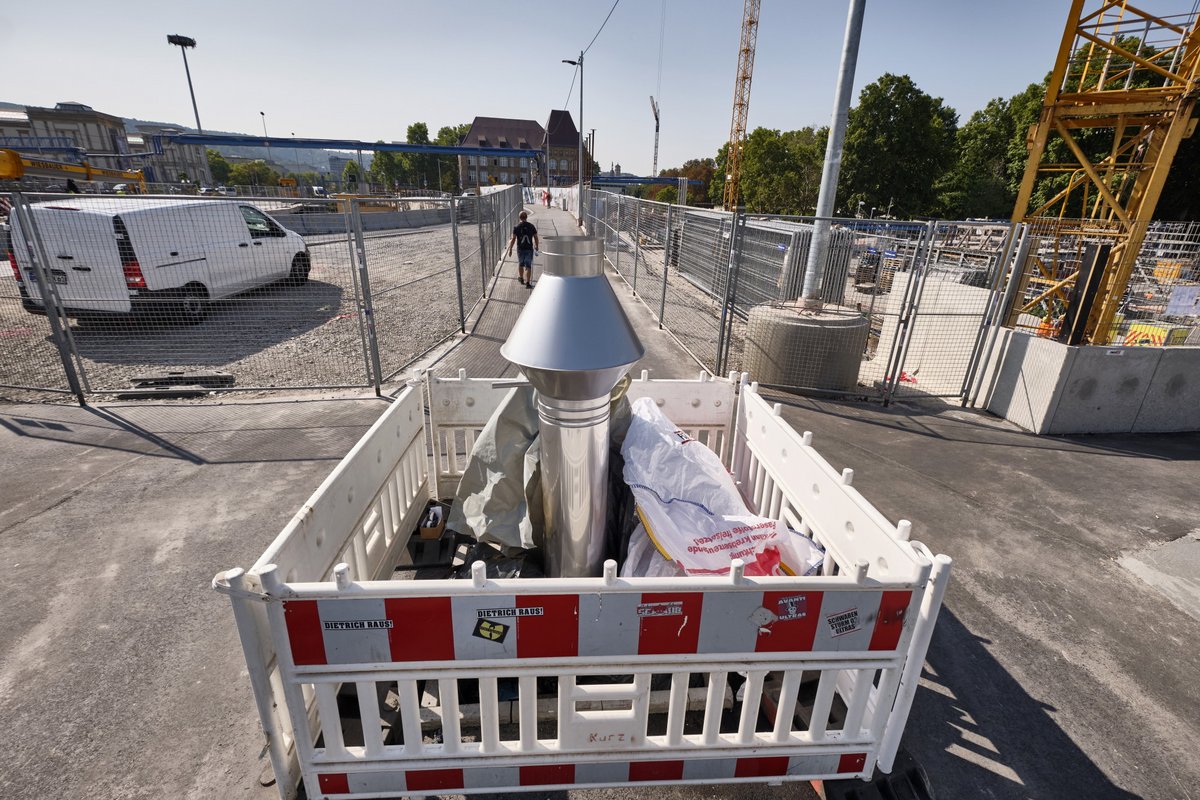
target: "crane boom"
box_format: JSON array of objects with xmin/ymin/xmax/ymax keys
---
[
  {"xmin": 0, "ymin": 149, "xmax": 146, "ymax": 190},
  {"xmin": 723, "ymin": 0, "xmax": 761, "ymax": 211}
]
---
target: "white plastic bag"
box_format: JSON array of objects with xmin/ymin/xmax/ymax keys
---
[
  {"xmin": 621, "ymin": 397, "xmax": 823, "ymax": 577},
  {"xmin": 620, "ymin": 523, "xmax": 686, "ymax": 578}
]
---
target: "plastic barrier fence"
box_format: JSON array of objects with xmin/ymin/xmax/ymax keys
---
[{"xmin": 215, "ymin": 374, "xmax": 950, "ymax": 800}]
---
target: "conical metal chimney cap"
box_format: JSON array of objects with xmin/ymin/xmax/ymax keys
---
[{"xmin": 501, "ymin": 237, "xmax": 644, "ymax": 401}]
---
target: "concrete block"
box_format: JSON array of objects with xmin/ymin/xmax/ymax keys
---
[
  {"xmin": 985, "ymin": 332, "xmax": 1073, "ymax": 434},
  {"xmin": 1133, "ymin": 347, "xmax": 1200, "ymax": 432},
  {"xmin": 1049, "ymin": 345, "xmax": 1162, "ymax": 434},
  {"xmin": 968, "ymin": 326, "xmax": 1011, "ymax": 406}
]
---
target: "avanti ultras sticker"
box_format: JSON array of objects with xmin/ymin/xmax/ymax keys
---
[
  {"xmin": 826, "ymin": 607, "xmax": 860, "ymax": 637},
  {"xmin": 775, "ymin": 594, "xmax": 808, "ymax": 621}
]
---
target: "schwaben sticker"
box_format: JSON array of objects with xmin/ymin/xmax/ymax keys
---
[
  {"xmin": 637, "ymin": 601, "xmax": 684, "ymax": 618},
  {"xmin": 826, "ymin": 607, "xmax": 860, "ymax": 637},
  {"xmin": 477, "ymin": 607, "xmax": 544, "ymax": 618},
  {"xmin": 473, "ymin": 618, "xmax": 510, "ymax": 643},
  {"xmin": 323, "ymin": 619, "xmax": 394, "ymax": 631},
  {"xmin": 776, "ymin": 595, "xmax": 808, "ymax": 621}
]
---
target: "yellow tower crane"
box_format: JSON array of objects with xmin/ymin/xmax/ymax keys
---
[
  {"xmin": 723, "ymin": 0, "xmax": 761, "ymax": 211},
  {"xmin": 1007, "ymin": 0, "xmax": 1200, "ymax": 345}
]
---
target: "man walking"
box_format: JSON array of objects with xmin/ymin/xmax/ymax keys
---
[{"xmin": 506, "ymin": 210, "xmax": 539, "ymax": 288}]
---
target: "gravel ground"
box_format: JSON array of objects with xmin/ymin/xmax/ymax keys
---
[{"xmin": 0, "ymin": 223, "xmax": 489, "ymax": 402}]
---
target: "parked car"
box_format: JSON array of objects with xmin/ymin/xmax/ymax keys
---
[{"xmin": 7, "ymin": 197, "xmax": 310, "ymax": 324}]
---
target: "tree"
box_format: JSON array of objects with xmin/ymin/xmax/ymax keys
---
[
  {"xmin": 935, "ymin": 97, "xmax": 1020, "ymax": 219},
  {"xmin": 436, "ymin": 123, "xmax": 471, "ymax": 192},
  {"xmin": 709, "ymin": 141, "xmax": 729, "ymax": 207},
  {"xmin": 207, "ymin": 149, "xmax": 231, "ymax": 184},
  {"xmin": 227, "ymin": 160, "xmax": 279, "ymax": 188},
  {"xmin": 840, "ymin": 73, "xmax": 958, "ymax": 218},
  {"xmin": 343, "ymin": 160, "xmax": 362, "ymax": 189},
  {"xmin": 738, "ymin": 127, "xmax": 824, "ymax": 214},
  {"xmin": 404, "ymin": 122, "xmax": 433, "ymax": 189},
  {"xmin": 368, "ymin": 145, "xmax": 403, "ymax": 190},
  {"xmin": 659, "ymin": 157, "xmax": 718, "ymax": 206}
]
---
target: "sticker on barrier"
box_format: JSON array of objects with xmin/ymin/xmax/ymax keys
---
[{"xmin": 282, "ymin": 588, "xmax": 914, "ymax": 667}]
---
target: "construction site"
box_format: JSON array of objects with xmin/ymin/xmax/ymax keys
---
[{"xmin": 2, "ymin": 2, "xmax": 1200, "ymax": 800}]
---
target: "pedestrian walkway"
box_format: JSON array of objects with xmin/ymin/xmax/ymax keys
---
[{"xmin": 428, "ymin": 204, "xmax": 702, "ymax": 381}]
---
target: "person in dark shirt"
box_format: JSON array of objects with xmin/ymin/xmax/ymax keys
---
[{"xmin": 506, "ymin": 210, "xmax": 539, "ymax": 287}]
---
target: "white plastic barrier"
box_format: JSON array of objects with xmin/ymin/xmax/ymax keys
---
[{"xmin": 215, "ymin": 373, "xmax": 951, "ymax": 800}]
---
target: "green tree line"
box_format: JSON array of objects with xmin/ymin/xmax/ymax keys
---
[{"xmin": 648, "ymin": 69, "xmax": 1199, "ymax": 221}]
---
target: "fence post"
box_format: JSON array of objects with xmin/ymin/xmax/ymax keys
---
[
  {"xmin": 350, "ymin": 199, "xmax": 384, "ymax": 395},
  {"xmin": 614, "ymin": 194, "xmax": 623, "ymax": 276},
  {"xmin": 780, "ymin": 230, "xmax": 804, "ymax": 301},
  {"xmin": 958, "ymin": 222, "xmax": 1018, "ymax": 403},
  {"xmin": 449, "ymin": 195, "xmax": 466, "ymax": 333},
  {"xmin": 660, "ymin": 203, "xmax": 673, "ymax": 329},
  {"xmin": 477, "ymin": 197, "xmax": 489, "ymax": 296},
  {"xmin": 11, "ymin": 192, "xmax": 87, "ymax": 405},
  {"xmin": 716, "ymin": 211, "xmax": 747, "ymax": 376},
  {"xmin": 632, "ymin": 198, "xmax": 641, "ymax": 296}
]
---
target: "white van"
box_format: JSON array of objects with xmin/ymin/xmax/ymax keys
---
[{"xmin": 7, "ymin": 197, "xmax": 310, "ymax": 324}]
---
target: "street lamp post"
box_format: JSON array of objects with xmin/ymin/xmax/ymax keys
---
[
  {"xmin": 260, "ymin": 112, "xmax": 271, "ymax": 187},
  {"xmin": 167, "ymin": 34, "xmax": 203, "ymax": 134},
  {"xmin": 563, "ymin": 52, "xmax": 584, "ymax": 225}
]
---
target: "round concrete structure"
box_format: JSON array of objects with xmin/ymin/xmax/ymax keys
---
[{"xmin": 743, "ymin": 305, "xmax": 870, "ymax": 393}]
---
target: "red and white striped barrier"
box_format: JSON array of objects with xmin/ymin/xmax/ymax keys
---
[{"xmin": 216, "ymin": 373, "xmax": 951, "ymax": 800}]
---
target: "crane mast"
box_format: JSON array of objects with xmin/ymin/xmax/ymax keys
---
[
  {"xmin": 1007, "ymin": 0, "xmax": 1200, "ymax": 345},
  {"xmin": 722, "ymin": 0, "xmax": 761, "ymax": 211}
]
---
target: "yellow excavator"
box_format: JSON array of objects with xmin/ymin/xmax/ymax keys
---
[{"xmin": 0, "ymin": 148, "xmax": 146, "ymax": 191}]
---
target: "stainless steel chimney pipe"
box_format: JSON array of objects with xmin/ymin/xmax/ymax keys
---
[{"xmin": 501, "ymin": 237, "xmax": 644, "ymax": 577}]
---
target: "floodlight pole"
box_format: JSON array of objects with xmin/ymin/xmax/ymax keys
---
[
  {"xmin": 167, "ymin": 34, "xmax": 203, "ymax": 134},
  {"xmin": 799, "ymin": 0, "xmax": 865, "ymax": 307},
  {"xmin": 563, "ymin": 52, "xmax": 584, "ymax": 225}
]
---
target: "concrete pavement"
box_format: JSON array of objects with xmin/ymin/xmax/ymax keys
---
[{"xmin": 766, "ymin": 391, "xmax": 1200, "ymax": 799}]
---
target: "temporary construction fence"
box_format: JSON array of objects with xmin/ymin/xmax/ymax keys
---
[
  {"xmin": 212, "ymin": 371, "xmax": 952, "ymax": 800},
  {"xmin": 0, "ymin": 186, "xmax": 521, "ymax": 402},
  {"xmin": 585, "ymin": 190, "xmax": 1200, "ymax": 404}
]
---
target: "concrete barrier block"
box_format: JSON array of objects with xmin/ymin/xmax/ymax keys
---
[
  {"xmin": 984, "ymin": 332, "xmax": 1073, "ymax": 434},
  {"xmin": 1133, "ymin": 347, "xmax": 1200, "ymax": 432},
  {"xmin": 1049, "ymin": 345, "xmax": 1162, "ymax": 434}
]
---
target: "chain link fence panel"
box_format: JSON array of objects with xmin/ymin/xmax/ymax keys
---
[
  {"xmin": 352, "ymin": 197, "xmax": 459, "ymax": 382},
  {"xmin": 6, "ymin": 192, "xmax": 375, "ymax": 396},
  {"xmin": 1, "ymin": 194, "xmax": 76, "ymax": 401},
  {"xmin": 2, "ymin": 186, "xmax": 524, "ymax": 402},
  {"xmin": 883, "ymin": 221, "xmax": 1015, "ymax": 400},
  {"xmin": 365, "ymin": 186, "xmax": 521, "ymax": 382}
]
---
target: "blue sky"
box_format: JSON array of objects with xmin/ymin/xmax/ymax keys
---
[{"xmin": 0, "ymin": 1, "xmax": 1187, "ymax": 174}]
